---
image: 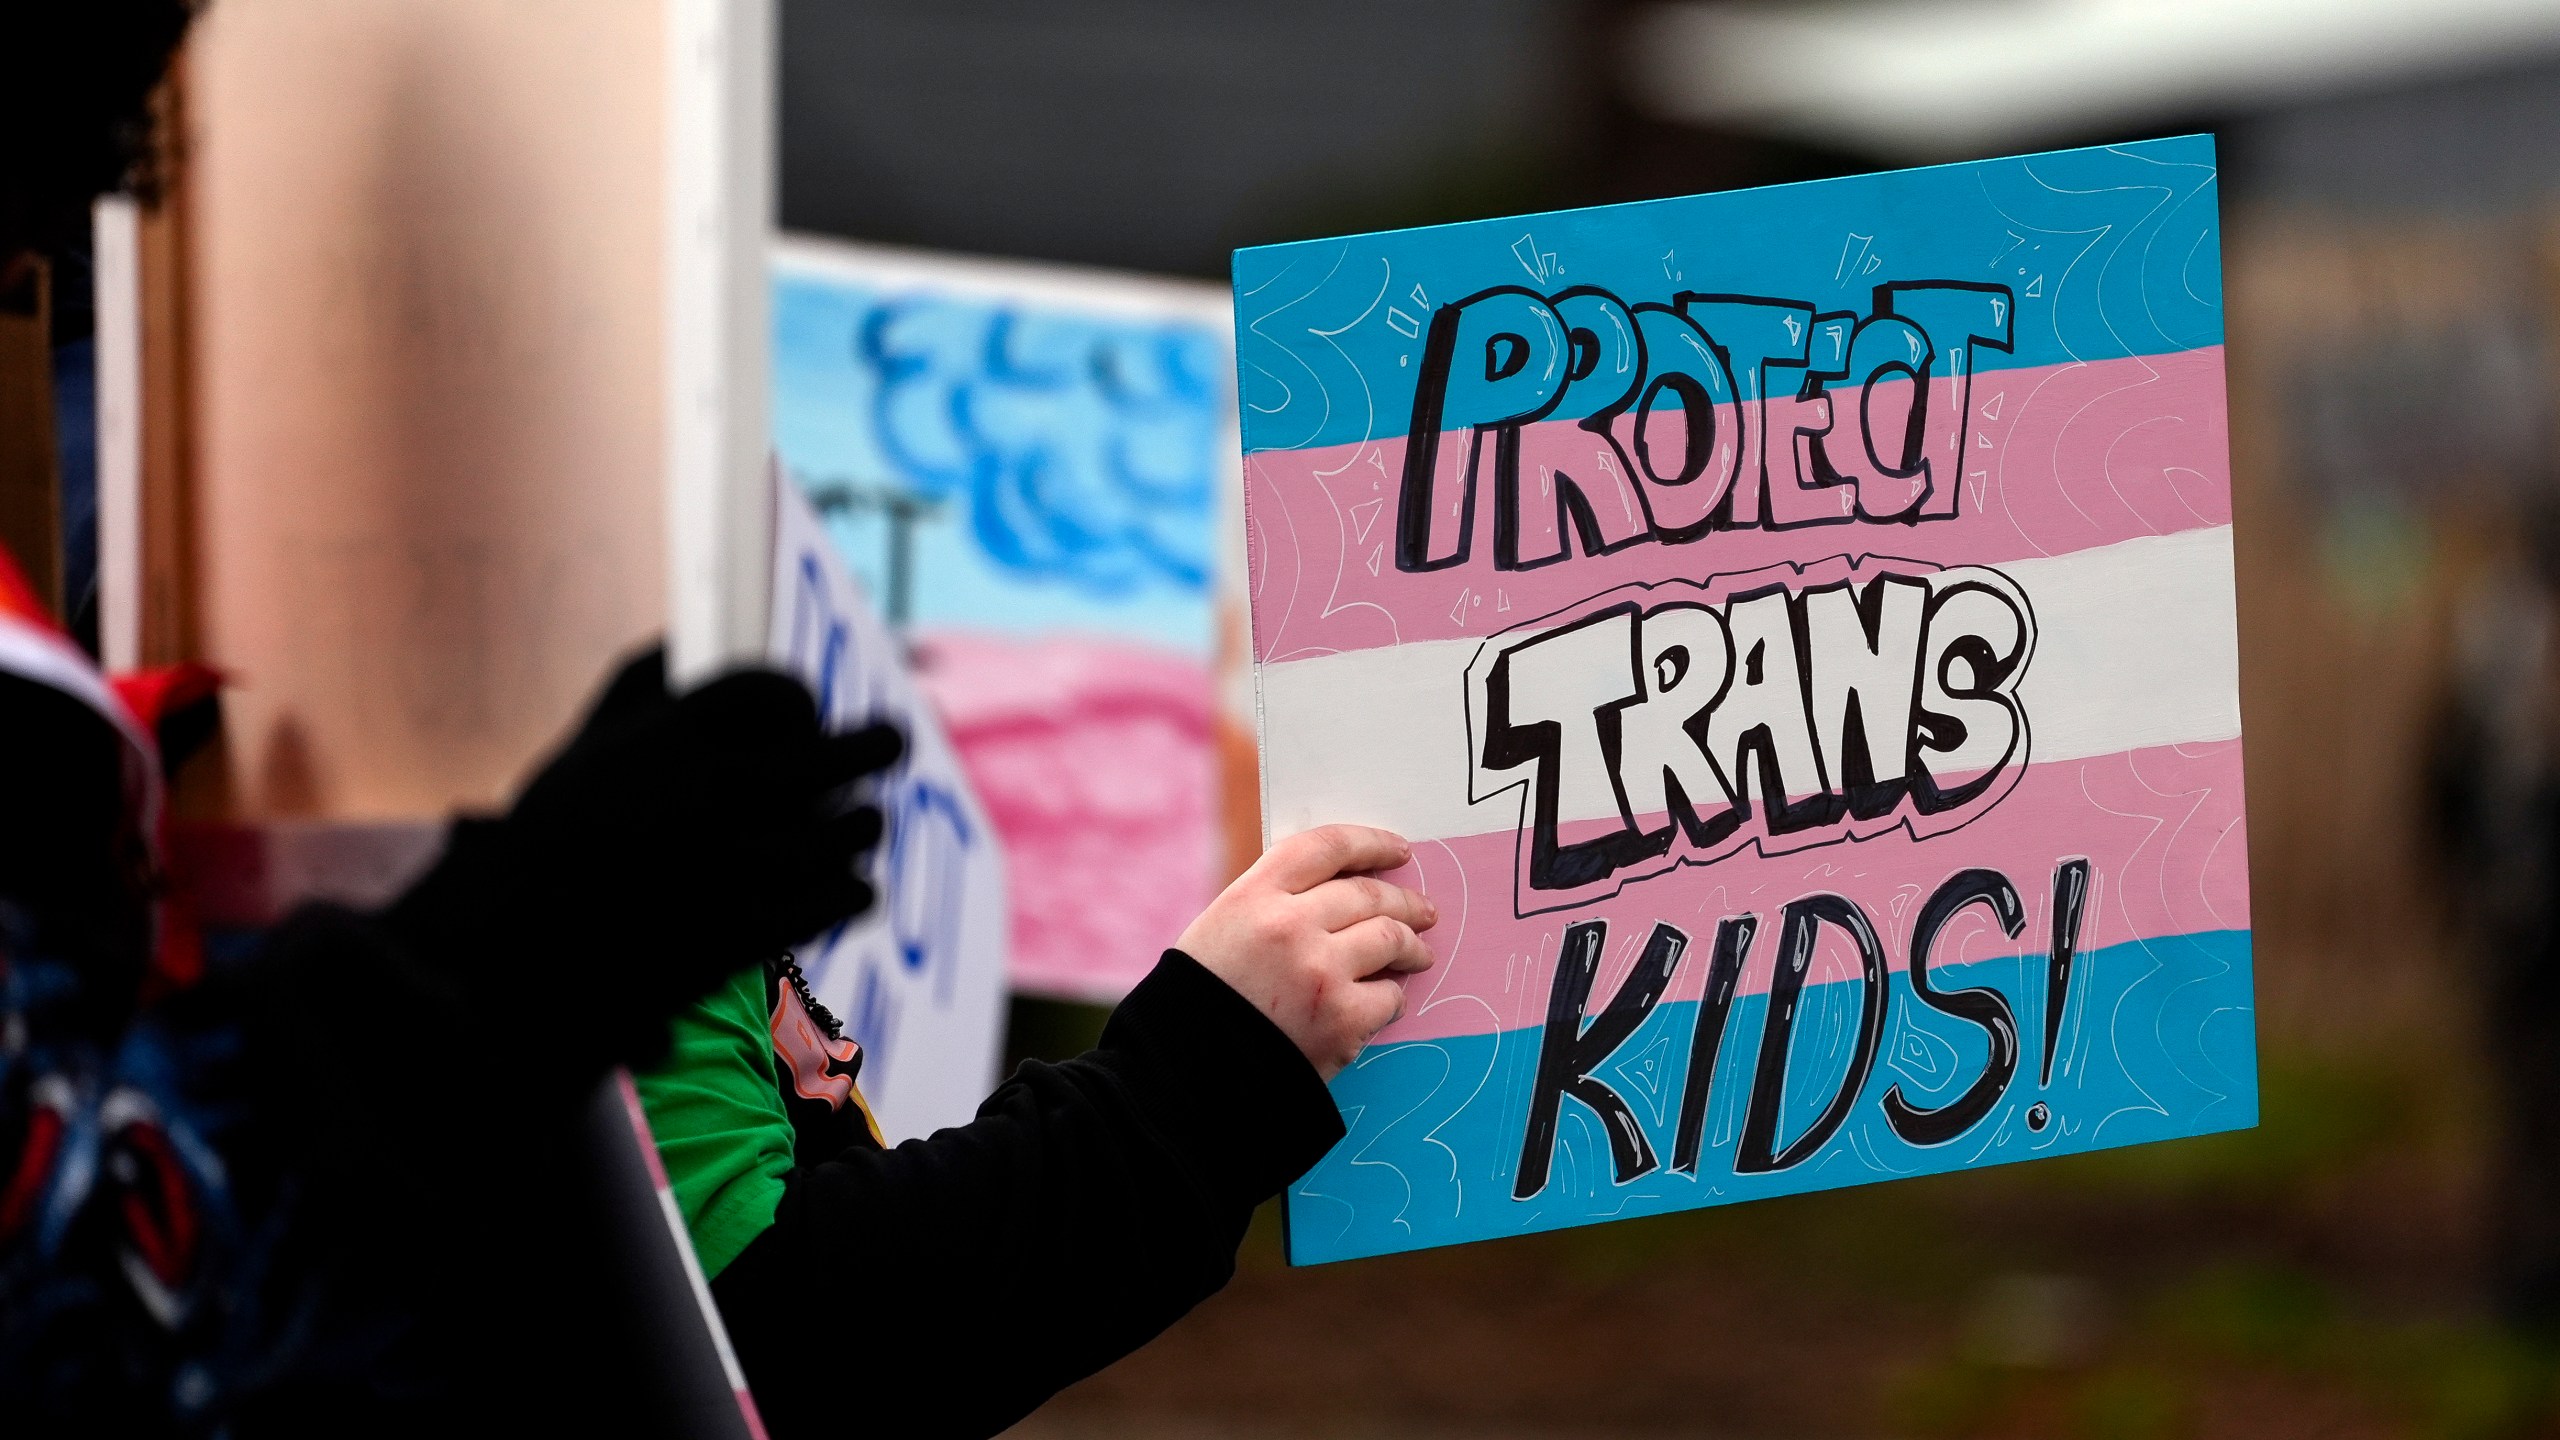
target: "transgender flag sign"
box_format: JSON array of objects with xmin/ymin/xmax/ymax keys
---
[{"xmin": 1237, "ymin": 136, "xmax": 2254, "ymax": 1265}]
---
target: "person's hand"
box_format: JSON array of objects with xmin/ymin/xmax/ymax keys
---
[
  {"xmin": 1175, "ymin": 824, "xmax": 1438, "ymax": 1080},
  {"xmin": 388, "ymin": 647, "xmax": 902, "ymax": 1064},
  {"xmin": 506, "ymin": 648, "xmax": 902, "ymax": 962}
]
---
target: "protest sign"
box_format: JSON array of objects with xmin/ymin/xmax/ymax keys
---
[
  {"xmin": 767, "ymin": 467, "xmax": 1008, "ymax": 1142},
  {"xmin": 1239, "ymin": 136, "xmax": 2252, "ymax": 1263},
  {"xmin": 772, "ymin": 238, "xmax": 1244, "ymax": 1001}
]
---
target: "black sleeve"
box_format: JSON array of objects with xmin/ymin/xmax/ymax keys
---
[
  {"xmin": 218, "ymin": 895, "xmax": 627, "ymax": 1278},
  {"xmin": 206, "ymin": 899, "xmax": 762, "ymax": 1435},
  {"xmin": 382, "ymin": 816, "xmax": 737, "ymax": 1081},
  {"xmin": 712, "ymin": 949, "xmax": 1346, "ymax": 1440}
]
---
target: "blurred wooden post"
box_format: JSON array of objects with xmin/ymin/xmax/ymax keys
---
[
  {"xmin": 0, "ymin": 257, "xmax": 60, "ymax": 615},
  {"xmin": 134, "ymin": 100, "xmax": 198, "ymax": 672}
]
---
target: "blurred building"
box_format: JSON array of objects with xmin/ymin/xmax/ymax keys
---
[{"xmin": 778, "ymin": 0, "xmax": 1592, "ymax": 278}]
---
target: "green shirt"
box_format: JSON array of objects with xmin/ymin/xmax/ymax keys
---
[{"xmin": 632, "ymin": 965, "xmax": 794, "ymax": 1278}]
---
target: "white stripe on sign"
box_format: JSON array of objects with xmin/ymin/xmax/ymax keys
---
[{"xmin": 1257, "ymin": 526, "xmax": 2241, "ymax": 844}]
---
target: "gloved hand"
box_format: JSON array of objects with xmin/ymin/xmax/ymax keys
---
[{"xmin": 387, "ymin": 646, "xmax": 902, "ymax": 1070}]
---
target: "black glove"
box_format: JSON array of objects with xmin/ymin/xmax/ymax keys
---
[{"xmin": 387, "ymin": 646, "xmax": 903, "ymax": 1071}]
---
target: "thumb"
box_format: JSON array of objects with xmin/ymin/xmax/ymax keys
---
[{"xmin": 576, "ymin": 645, "xmax": 673, "ymax": 743}]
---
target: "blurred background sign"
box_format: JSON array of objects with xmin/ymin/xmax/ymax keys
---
[
  {"xmin": 770, "ymin": 238, "xmax": 1242, "ymax": 1002},
  {"xmin": 766, "ymin": 468, "xmax": 1007, "ymax": 1141}
]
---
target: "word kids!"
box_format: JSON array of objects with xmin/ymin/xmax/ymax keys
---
[{"xmin": 1512, "ymin": 858, "xmax": 2094, "ymax": 1198}]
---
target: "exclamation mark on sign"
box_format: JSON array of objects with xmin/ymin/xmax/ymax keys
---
[{"xmin": 2028, "ymin": 857, "xmax": 2093, "ymax": 1132}]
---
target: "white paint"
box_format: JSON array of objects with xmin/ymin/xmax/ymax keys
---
[
  {"xmin": 2018, "ymin": 527, "xmax": 2243, "ymax": 754},
  {"xmin": 92, "ymin": 196, "xmax": 141, "ymax": 673},
  {"xmin": 665, "ymin": 0, "xmax": 775, "ymax": 686},
  {"xmin": 1258, "ymin": 525, "xmax": 2241, "ymax": 843},
  {"xmin": 772, "ymin": 234, "xmax": 1231, "ymax": 328},
  {"xmin": 767, "ymin": 469, "xmax": 1009, "ymax": 1142},
  {"xmin": 1630, "ymin": 0, "xmax": 2560, "ymax": 157}
]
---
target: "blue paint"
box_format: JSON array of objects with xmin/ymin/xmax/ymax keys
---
[
  {"xmin": 1236, "ymin": 136, "xmax": 2222, "ymax": 456},
  {"xmin": 1289, "ymin": 928, "xmax": 2256, "ymax": 1264},
  {"xmin": 772, "ymin": 272, "xmax": 1227, "ymax": 655}
]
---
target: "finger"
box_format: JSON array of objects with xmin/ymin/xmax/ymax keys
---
[
  {"xmin": 1254, "ymin": 824, "xmax": 1412, "ymax": 894},
  {"xmin": 825, "ymin": 804, "xmax": 886, "ymax": 856},
  {"xmin": 680, "ymin": 670, "xmax": 822, "ymax": 748},
  {"xmin": 578, "ymin": 645, "xmax": 671, "ymax": 738},
  {"xmin": 772, "ymin": 810, "xmax": 886, "ymax": 890},
  {"xmin": 756, "ymin": 843, "xmax": 879, "ymax": 946},
  {"xmin": 816, "ymin": 722, "xmax": 905, "ymax": 788},
  {"xmin": 1330, "ymin": 914, "xmax": 1435, "ymax": 979},
  {"xmin": 771, "ymin": 875, "xmax": 875, "ymax": 948},
  {"xmin": 1298, "ymin": 873, "xmax": 1437, "ymax": 934},
  {"xmin": 1340, "ymin": 974, "xmax": 1408, "ymax": 1045}
]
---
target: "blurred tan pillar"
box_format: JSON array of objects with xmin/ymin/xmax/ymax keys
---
[{"xmin": 181, "ymin": 0, "xmax": 679, "ymax": 820}]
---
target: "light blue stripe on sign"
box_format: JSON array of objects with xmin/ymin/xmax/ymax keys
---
[
  {"xmin": 1235, "ymin": 135, "xmax": 2222, "ymax": 456},
  {"xmin": 1288, "ymin": 928, "xmax": 2257, "ymax": 1265}
]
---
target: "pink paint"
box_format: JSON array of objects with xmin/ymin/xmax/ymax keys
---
[
  {"xmin": 1362, "ymin": 739, "xmax": 2248, "ymax": 1044},
  {"xmin": 912, "ymin": 631, "xmax": 1217, "ymax": 1003},
  {"xmin": 1247, "ymin": 347, "xmax": 2230, "ymax": 662}
]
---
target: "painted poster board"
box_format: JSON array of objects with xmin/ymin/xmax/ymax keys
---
[
  {"xmin": 770, "ymin": 237, "xmax": 1245, "ymax": 1002},
  {"xmin": 1240, "ymin": 136, "xmax": 2254, "ymax": 1264},
  {"xmin": 767, "ymin": 466, "xmax": 1008, "ymax": 1142}
]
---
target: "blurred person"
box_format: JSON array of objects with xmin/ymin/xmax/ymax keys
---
[
  {"xmin": 0, "ymin": 575, "xmax": 904, "ymax": 1434},
  {"xmin": 4, "ymin": 14, "xmax": 905, "ymax": 1432},
  {"xmin": 5, "ymin": 11, "xmax": 1439, "ymax": 1440},
  {"xmin": 2429, "ymin": 500, "xmax": 2560, "ymax": 1326}
]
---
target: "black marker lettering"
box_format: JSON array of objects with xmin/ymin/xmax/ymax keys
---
[
  {"xmin": 1736, "ymin": 894, "xmax": 1888, "ymax": 1174},
  {"xmin": 1881, "ymin": 868, "xmax": 2025, "ymax": 1146},
  {"xmin": 1395, "ymin": 281, "xmax": 2016, "ymax": 574},
  {"xmin": 2042, "ymin": 857, "xmax": 2092, "ymax": 1085},
  {"xmin": 1514, "ymin": 920, "xmax": 1690, "ymax": 1199},
  {"xmin": 1670, "ymin": 913, "xmax": 1757, "ymax": 1174}
]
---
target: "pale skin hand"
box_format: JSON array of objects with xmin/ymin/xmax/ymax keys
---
[{"xmin": 1176, "ymin": 824, "xmax": 1439, "ymax": 1081}]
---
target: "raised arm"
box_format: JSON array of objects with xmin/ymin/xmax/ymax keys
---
[{"xmin": 713, "ymin": 825, "xmax": 1436, "ymax": 1440}]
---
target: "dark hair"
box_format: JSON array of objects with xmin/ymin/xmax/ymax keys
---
[{"xmin": 0, "ymin": 2, "xmax": 199, "ymax": 263}]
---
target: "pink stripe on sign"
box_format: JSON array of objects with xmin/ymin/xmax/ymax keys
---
[
  {"xmin": 1359, "ymin": 739, "xmax": 2248, "ymax": 1045},
  {"xmin": 1247, "ymin": 347, "xmax": 2230, "ymax": 663}
]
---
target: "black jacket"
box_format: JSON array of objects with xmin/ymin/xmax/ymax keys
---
[{"xmin": 714, "ymin": 948, "xmax": 1344, "ymax": 1440}]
